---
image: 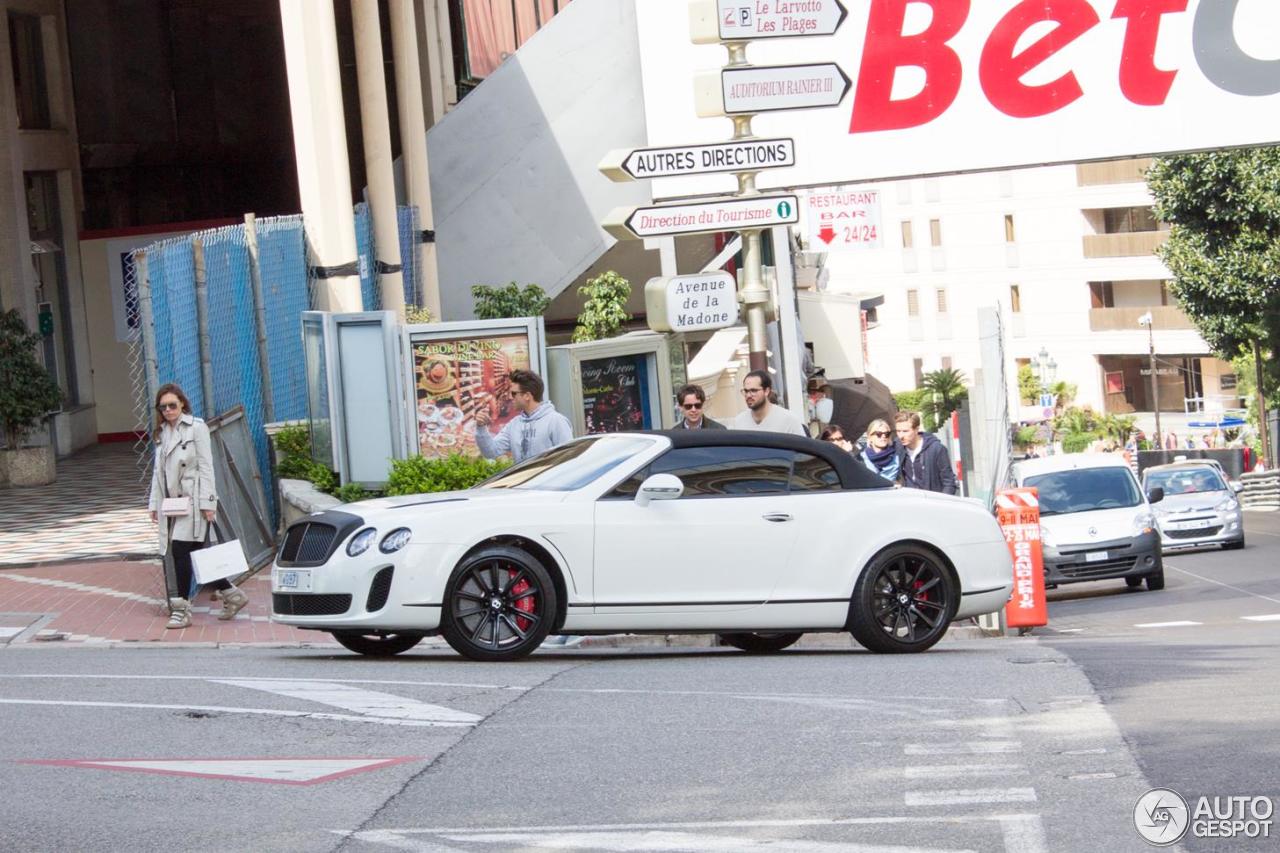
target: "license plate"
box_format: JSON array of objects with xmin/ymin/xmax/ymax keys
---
[
  {"xmin": 1170, "ymin": 519, "xmax": 1213, "ymax": 531},
  {"xmin": 1084, "ymin": 551, "xmax": 1109, "ymax": 563},
  {"xmin": 275, "ymin": 569, "xmax": 312, "ymax": 592}
]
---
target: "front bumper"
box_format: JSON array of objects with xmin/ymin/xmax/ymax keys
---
[
  {"xmin": 1155, "ymin": 509, "xmax": 1244, "ymax": 550},
  {"xmin": 1042, "ymin": 531, "xmax": 1162, "ymax": 585}
]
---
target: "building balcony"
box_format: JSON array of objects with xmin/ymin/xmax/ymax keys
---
[
  {"xmin": 1089, "ymin": 305, "xmax": 1196, "ymax": 332},
  {"xmin": 1082, "ymin": 230, "xmax": 1169, "ymax": 259},
  {"xmin": 1076, "ymin": 158, "xmax": 1154, "ymax": 186}
]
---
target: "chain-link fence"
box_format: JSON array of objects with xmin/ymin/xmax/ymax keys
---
[{"xmin": 355, "ymin": 203, "xmax": 423, "ymax": 312}]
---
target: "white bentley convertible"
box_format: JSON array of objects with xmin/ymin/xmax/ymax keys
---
[{"xmin": 272, "ymin": 431, "xmax": 1013, "ymax": 660}]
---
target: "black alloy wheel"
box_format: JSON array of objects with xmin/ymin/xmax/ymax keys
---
[
  {"xmin": 849, "ymin": 545, "xmax": 957, "ymax": 653},
  {"xmin": 719, "ymin": 632, "xmax": 804, "ymax": 653},
  {"xmin": 331, "ymin": 632, "xmax": 425, "ymax": 657},
  {"xmin": 440, "ymin": 545, "xmax": 556, "ymax": 661}
]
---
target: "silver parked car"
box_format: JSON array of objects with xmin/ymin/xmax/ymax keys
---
[{"xmin": 1141, "ymin": 461, "xmax": 1245, "ymax": 552}]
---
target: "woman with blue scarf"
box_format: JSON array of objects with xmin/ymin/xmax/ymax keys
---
[{"xmin": 860, "ymin": 418, "xmax": 902, "ymax": 484}]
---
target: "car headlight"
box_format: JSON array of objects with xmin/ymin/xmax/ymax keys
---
[
  {"xmin": 1038, "ymin": 525, "xmax": 1055, "ymax": 549},
  {"xmin": 1215, "ymin": 498, "xmax": 1239, "ymax": 512},
  {"xmin": 1152, "ymin": 506, "xmax": 1169, "ymax": 517},
  {"xmin": 346, "ymin": 527, "xmax": 377, "ymax": 557},
  {"xmin": 379, "ymin": 528, "xmax": 412, "ymax": 553},
  {"xmin": 1133, "ymin": 513, "xmax": 1155, "ymax": 536}
]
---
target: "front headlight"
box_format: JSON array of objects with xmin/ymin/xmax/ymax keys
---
[
  {"xmin": 1133, "ymin": 513, "xmax": 1156, "ymax": 536},
  {"xmin": 1038, "ymin": 524, "xmax": 1055, "ymax": 549},
  {"xmin": 379, "ymin": 528, "xmax": 412, "ymax": 553},
  {"xmin": 1215, "ymin": 498, "xmax": 1239, "ymax": 512},
  {"xmin": 346, "ymin": 527, "xmax": 377, "ymax": 557}
]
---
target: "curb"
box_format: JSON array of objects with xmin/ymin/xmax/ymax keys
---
[
  {"xmin": 0, "ymin": 553, "xmax": 160, "ymax": 570},
  {"xmin": 567, "ymin": 623, "xmax": 995, "ymax": 649}
]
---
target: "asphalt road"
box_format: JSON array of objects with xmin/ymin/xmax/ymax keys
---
[{"xmin": 1, "ymin": 512, "xmax": 1277, "ymax": 853}]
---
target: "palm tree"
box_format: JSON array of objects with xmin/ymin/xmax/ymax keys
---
[{"xmin": 920, "ymin": 368, "xmax": 969, "ymax": 431}]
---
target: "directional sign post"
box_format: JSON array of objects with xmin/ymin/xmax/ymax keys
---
[
  {"xmin": 604, "ymin": 195, "xmax": 799, "ymax": 241},
  {"xmin": 598, "ymin": 138, "xmax": 796, "ymax": 183},
  {"xmin": 696, "ymin": 63, "xmax": 851, "ymax": 118},
  {"xmin": 645, "ymin": 271, "xmax": 738, "ymax": 333},
  {"xmin": 689, "ymin": 0, "xmax": 848, "ymax": 43}
]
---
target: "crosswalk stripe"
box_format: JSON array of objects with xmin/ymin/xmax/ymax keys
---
[
  {"xmin": 905, "ymin": 741, "xmax": 1022, "ymax": 755},
  {"xmin": 905, "ymin": 787, "xmax": 1037, "ymax": 806},
  {"xmin": 904, "ymin": 764, "xmax": 1026, "ymax": 779},
  {"xmin": 1242, "ymin": 614, "xmax": 1280, "ymax": 622},
  {"xmin": 1133, "ymin": 621, "xmax": 1201, "ymax": 628},
  {"xmin": 215, "ymin": 679, "xmax": 481, "ymax": 725}
]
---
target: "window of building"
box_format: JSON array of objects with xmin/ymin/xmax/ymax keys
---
[
  {"xmin": 1089, "ymin": 281, "xmax": 1115, "ymax": 308},
  {"xmin": 906, "ymin": 289, "xmax": 920, "ymax": 317},
  {"xmin": 1220, "ymin": 374, "xmax": 1238, "ymax": 391},
  {"xmin": 8, "ymin": 13, "xmax": 52, "ymax": 129},
  {"xmin": 1160, "ymin": 281, "xmax": 1171, "ymax": 306},
  {"xmin": 1004, "ymin": 214, "xmax": 1016, "ymax": 243},
  {"xmin": 941, "ymin": 356, "xmax": 953, "ymax": 371},
  {"xmin": 1102, "ymin": 206, "xmax": 1159, "ymax": 234},
  {"xmin": 450, "ymin": 0, "xmax": 571, "ymax": 95},
  {"xmin": 901, "ymin": 220, "xmax": 914, "ymax": 248},
  {"xmin": 1010, "ymin": 284, "xmax": 1022, "ymax": 313},
  {"xmin": 913, "ymin": 358, "xmax": 924, "ymax": 388},
  {"xmin": 936, "ymin": 288, "xmax": 949, "ymax": 314},
  {"xmin": 929, "ymin": 219, "xmax": 942, "ymax": 247}
]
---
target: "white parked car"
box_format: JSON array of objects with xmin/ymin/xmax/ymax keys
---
[
  {"xmin": 272, "ymin": 432, "xmax": 1014, "ymax": 661},
  {"xmin": 1141, "ymin": 461, "xmax": 1246, "ymax": 551}
]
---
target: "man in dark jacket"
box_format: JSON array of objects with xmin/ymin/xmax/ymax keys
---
[
  {"xmin": 895, "ymin": 411, "xmax": 958, "ymax": 495},
  {"xmin": 672, "ymin": 383, "xmax": 726, "ymax": 430}
]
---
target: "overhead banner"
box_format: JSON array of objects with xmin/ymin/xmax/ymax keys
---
[{"xmin": 636, "ymin": 0, "xmax": 1280, "ymax": 197}]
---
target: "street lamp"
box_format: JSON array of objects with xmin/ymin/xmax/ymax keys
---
[
  {"xmin": 1138, "ymin": 312, "xmax": 1161, "ymax": 448},
  {"xmin": 1031, "ymin": 347, "xmax": 1058, "ymax": 455}
]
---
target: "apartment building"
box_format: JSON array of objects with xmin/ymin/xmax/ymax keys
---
[{"xmin": 825, "ymin": 159, "xmax": 1238, "ymax": 434}]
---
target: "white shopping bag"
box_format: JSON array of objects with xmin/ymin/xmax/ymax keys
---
[{"xmin": 191, "ymin": 537, "xmax": 249, "ymax": 585}]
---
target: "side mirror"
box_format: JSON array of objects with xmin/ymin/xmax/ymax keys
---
[
  {"xmin": 635, "ymin": 473, "xmax": 683, "ymax": 507},
  {"xmin": 1230, "ymin": 480, "xmax": 1244, "ymax": 494},
  {"xmin": 1147, "ymin": 486, "xmax": 1164, "ymax": 505}
]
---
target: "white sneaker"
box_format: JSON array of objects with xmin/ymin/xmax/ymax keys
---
[
  {"xmin": 215, "ymin": 587, "xmax": 249, "ymax": 621},
  {"xmin": 166, "ymin": 599, "xmax": 191, "ymax": 629}
]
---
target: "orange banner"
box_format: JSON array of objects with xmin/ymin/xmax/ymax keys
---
[{"xmin": 997, "ymin": 487, "xmax": 1048, "ymax": 628}]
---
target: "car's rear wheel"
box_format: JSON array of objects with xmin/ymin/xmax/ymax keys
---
[
  {"xmin": 440, "ymin": 545, "xmax": 556, "ymax": 662},
  {"xmin": 331, "ymin": 632, "xmax": 424, "ymax": 657},
  {"xmin": 849, "ymin": 545, "xmax": 957, "ymax": 654},
  {"xmin": 1125, "ymin": 576, "xmax": 1144, "ymax": 589},
  {"xmin": 719, "ymin": 632, "xmax": 803, "ymax": 653}
]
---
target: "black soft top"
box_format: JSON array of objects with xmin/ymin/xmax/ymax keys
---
[{"xmin": 643, "ymin": 429, "xmax": 892, "ymax": 491}]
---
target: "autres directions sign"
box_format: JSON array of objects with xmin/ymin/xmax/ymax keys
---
[
  {"xmin": 599, "ymin": 138, "xmax": 796, "ymax": 182},
  {"xmin": 604, "ymin": 195, "xmax": 799, "ymax": 240}
]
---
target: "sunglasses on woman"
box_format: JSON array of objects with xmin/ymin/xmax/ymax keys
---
[
  {"xmin": 870, "ymin": 431, "xmax": 891, "ymax": 437},
  {"xmin": 157, "ymin": 402, "xmax": 181, "ymax": 412}
]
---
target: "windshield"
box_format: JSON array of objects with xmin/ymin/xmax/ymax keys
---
[
  {"xmin": 1144, "ymin": 467, "xmax": 1227, "ymax": 496},
  {"xmin": 1024, "ymin": 467, "xmax": 1142, "ymax": 515},
  {"xmin": 480, "ymin": 436, "xmax": 654, "ymax": 492}
]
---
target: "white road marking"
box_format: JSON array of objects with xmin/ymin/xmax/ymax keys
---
[
  {"xmin": 1166, "ymin": 564, "xmax": 1280, "ymax": 605},
  {"xmin": 904, "ymin": 741, "xmax": 1022, "ymax": 755},
  {"xmin": 435, "ymin": 830, "xmax": 971, "ymax": 852},
  {"xmin": 1068, "ymin": 772, "xmax": 1119, "ymax": 780},
  {"xmin": 0, "ymin": 698, "xmax": 470, "ymax": 727},
  {"xmin": 215, "ymin": 679, "xmax": 481, "ymax": 726},
  {"xmin": 0, "ymin": 673, "xmax": 526, "ymax": 691},
  {"xmin": 1060, "ymin": 748, "xmax": 1108, "ymax": 756},
  {"xmin": 905, "ymin": 788, "xmax": 1037, "ymax": 806},
  {"xmin": 342, "ymin": 815, "xmax": 1046, "ymax": 853},
  {"xmin": 0, "ymin": 572, "xmax": 164, "ymax": 606},
  {"xmin": 1133, "ymin": 621, "xmax": 1202, "ymax": 628},
  {"xmin": 1053, "ymin": 629, "xmax": 1085, "ymax": 634},
  {"xmin": 0, "ymin": 627, "xmax": 24, "ymax": 639},
  {"xmin": 1242, "ymin": 614, "xmax": 1280, "ymax": 622},
  {"xmin": 25, "ymin": 757, "xmax": 418, "ymax": 785},
  {"xmin": 904, "ymin": 764, "xmax": 1026, "ymax": 779}
]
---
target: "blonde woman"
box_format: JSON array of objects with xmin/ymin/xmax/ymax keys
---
[
  {"xmin": 147, "ymin": 383, "xmax": 248, "ymax": 628},
  {"xmin": 859, "ymin": 418, "xmax": 902, "ymax": 484}
]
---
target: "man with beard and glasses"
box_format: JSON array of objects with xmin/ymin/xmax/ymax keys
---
[{"xmin": 731, "ymin": 370, "xmax": 806, "ymax": 435}]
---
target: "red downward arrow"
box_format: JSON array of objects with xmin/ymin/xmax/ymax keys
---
[{"xmin": 818, "ymin": 227, "xmax": 836, "ymax": 245}]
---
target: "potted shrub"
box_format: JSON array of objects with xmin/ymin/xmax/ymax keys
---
[{"xmin": 0, "ymin": 309, "xmax": 64, "ymax": 487}]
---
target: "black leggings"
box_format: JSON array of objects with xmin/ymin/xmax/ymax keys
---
[{"xmin": 171, "ymin": 540, "xmax": 231, "ymax": 599}]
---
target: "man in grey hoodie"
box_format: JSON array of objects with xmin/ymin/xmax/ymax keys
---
[{"xmin": 475, "ymin": 369, "xmax": 574, "ymax": 463}]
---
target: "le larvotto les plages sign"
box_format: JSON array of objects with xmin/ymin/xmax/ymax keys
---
[{"xmin": 636, "ymin": 0, "xmax": 1280, "ymax": 198}]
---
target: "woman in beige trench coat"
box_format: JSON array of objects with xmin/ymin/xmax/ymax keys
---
[{"xmin": 147, "ymin": 383, "xmax": 249, "ymax": 628}]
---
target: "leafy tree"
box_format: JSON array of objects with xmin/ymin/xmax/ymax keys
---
[
  {"xmin": 1017, "ymin": 364, "xmax": 1041, "ymax": 405},
  {"xmin": 1097, "ymin": 413, "xmax": 1137, "ymax": 445},
  {"xmin": 572, "ymin": 271, "xmax": 632, "ymax": 343},
  {"xmin": 471, "ymin": 282, "xmax": 551, "ymax": 319},
  {"xmin": 892, "ymin": 388, "xmax": 934, "ymax": 431},
  {"xmin": 0, "ymin": 309, "xmax": 63, "ymax": 448},
  {"xmin": 1148, "ymin": 150, "xmax": 1279, "ymax": 419},
  {"xmin": 1012, "ymin": 425, "xmax": 1042, "ymax": 451}
]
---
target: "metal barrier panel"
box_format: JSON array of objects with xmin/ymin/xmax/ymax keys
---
[{"xmin": 148, "ymin": 236, "xmax": 205, "ymax": 417}]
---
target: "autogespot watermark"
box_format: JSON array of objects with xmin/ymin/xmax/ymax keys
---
[{"xmin": 1135, "ymin": 788, "xmax": 1274, "ymax": 846}]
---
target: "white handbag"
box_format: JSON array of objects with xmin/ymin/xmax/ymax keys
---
[
  {"xmin": 160, "ymin": 496, "xmax": 192, "ymax": 516},
  {"xmin": 191, "ymin": 525, "xmax": 249, "ymax": 586}
]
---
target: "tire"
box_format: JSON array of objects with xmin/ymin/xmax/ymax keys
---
[
  {"xmin": 1146, "ymin": 569, "xmax": 1166, "ymax": 591},
  {"xmin": 1223, "ymin": 538, "xmax": 1246, "ymax": 551},
  {"xmin": 440, "ymin": 545, "xmax": 557, "ymax": 662},
  {"xmin": 331, "ymin": 632, "xmax": 424, "ymax": 657},
  {"xmin": 849, "ymin": 544, "xmax": 957, "ymax": 654},
  {"xmin": 719, "ymin": 632, "xmax": 803, "ymax": 653},
  {"xmin": 1125, "ymin": 577, "xmax": 1144, "ymax": 589}
]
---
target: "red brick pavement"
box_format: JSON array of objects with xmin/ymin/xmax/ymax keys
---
[{"xmin": 0, "ymin": 560, "xmax": 337, "ymax": 646}]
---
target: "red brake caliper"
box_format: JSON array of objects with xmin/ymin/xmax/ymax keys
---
[{"xmin": 509, "ymin": 570, "xmax": 534, "ymax": 631}]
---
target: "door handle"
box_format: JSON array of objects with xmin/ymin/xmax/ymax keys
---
[{"xmin": 762, "ymin": 512, "xmax": 792, "ymax": 523}]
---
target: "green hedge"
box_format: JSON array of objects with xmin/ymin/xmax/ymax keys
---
[
  {"xmin": 1061, "ymin": 431, "xmax": 1098, "ymax": 454},
  {"xmin": 385, "ymin": 453, "xmax": 511, "ymax": 496}
]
